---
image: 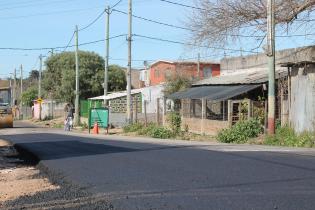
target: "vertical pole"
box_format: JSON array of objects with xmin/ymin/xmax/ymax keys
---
[
  {"xmin": 156, "ymin": 98, "xmax": 160, "ymax": 125},
  {"xmin": 126, "ymin": 0, "xmax": 132, "ymax": 124},
  {"xmin": 38, "ymin": 55, "xmax": 42, "ymax": 99},
  {"xmin": 38, "ymin": 54, "xmax": 42, "ymax": 121},
  {"xmin": 162, "ymin": 97, "xmax": 166, "ymax": 126},
  {"xmin": 267, "ymin": 0, "xmax": 275, "ymax": 134},
  {"xmin": 197, "ymin": 53, "xmax": 200, "ymax": 79},
  {"xmin": 228, "ymin": 100, "xmax": 232, "ymax": 127},
  {"xmin": 104, "ymin": 6, "xmax": 110, "ymax": 106},
  {"xmin": 9, "ymin": 77, "xmax": 12, "ymax": 105},
  {"xmin": 75, "ymin": 25, "xmax": 80, "ymax": 126},
  {"xmin": 144, "ymin": 100, "xmax": 147, "ymax": 127},
  {"xmin": 201, "ymin": 98, "xmax": 206, "ymax": 134},
  {"xmin": 20, "ymin": 64, "xmax": 23, "ymax": 119},
  {"xmin": 13, "ymin": 68, "xmax": 16, "ymax": 106}
]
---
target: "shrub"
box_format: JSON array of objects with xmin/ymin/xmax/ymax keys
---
[
  {"xmin": 264, "ymin": 126, "xmax": 315, "ymax": 147},
  {"xmin": 167, "ymin": 112, "xmax": 181, "ymax": 135},
  {"xmin": 217, "ymin": 119, "xmax": 263, "ymax": 143},
  {"xmin": 137, "ymin": 123, "xmax": 157, "ymax": 135},
  {"xmin": 123, "ymin": 123, "xmax": 143, "ymax": 133},
  {"xmin": 149, "ymin": 126, "xmax": 174, "ymax": 139}
]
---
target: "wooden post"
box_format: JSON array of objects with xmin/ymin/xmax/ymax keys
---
[
  {"xmin": 144, "ymin": 100, "xmax": 147, "ymax": 127},
  {"xmin": 162, "ymin": 97, "xmax": 167, "ymax": 126},
  {"xmin": 156, "ymin": 98, "xmax": 160, "ymax": 125},
  {"xmin": 201, "ymin": 98, "xmax": 206, "ymax": 134},
  {"xmin": 228, "ymin": 100, "xmax": 232, "ymax": 127},
  {"xmin": 264, "ymin": 99, "xmax": 268, "ymax": 134},
  {"xmin": 247, "ymin": 99, "xmax": 252, "ymax": 119},
  {"xmin": 133, "ymin": 100, "xmax": 138, "ymax": 123},
  {"xmin": 222, "ymin": 101, "xmax": 225, "ymax": 121},
  {"xmin": 181, "ymin": 99, "xmax": 184, "ymax": 118}
]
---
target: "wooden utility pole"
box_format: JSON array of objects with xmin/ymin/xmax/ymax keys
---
[
  {"xmin": 38, "ymin": 54, "xmax": 42, "ymax": 120},
  {"xmin": 38, "ymin": 55, "xmax": 42, "ymax": 99},
  {"xmin": 13, "ymin": 68, "xmax": 16, "ymax": 106},
  {"xmin": 20, "ymin": 64, "xmax": 23, "ymax": 119},
  {"xmin": 104, "ymin": 6, "xmax": 110, "ymax": 106},
  {"xmin": 197, "ymin": 53, "xmax": 200, "ymax": 79},
  {"xmin": 267, "ymin": 0, "xmax": 276, "ymax": 134},
  {"xmin": 75, "ymin": 25, "xmax": 80, "ymax": 126},
  {"xmin": 126, "ymin": 0, "xmax": 132, "ymax": 124}
]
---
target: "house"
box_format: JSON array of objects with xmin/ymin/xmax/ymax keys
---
[
  {"xmin": 149, "ymin": 60, "xmax": 220, "ymax": 86},
  {"xmin": 170, "ymin": 46, "xmax": 315, "ymax": 135}
]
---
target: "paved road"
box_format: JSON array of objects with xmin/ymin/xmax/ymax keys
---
[{"xmin": 2, "ymin": 121, "xmax": 315, "ymax": 210}]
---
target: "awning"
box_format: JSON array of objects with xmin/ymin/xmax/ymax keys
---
[{"xmin": 168, "ymin": 85, "xmax": 261, "ymax": 101}]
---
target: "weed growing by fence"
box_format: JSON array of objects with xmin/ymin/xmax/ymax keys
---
[
  {"xmin": 264, "ymin": 126, "xmax": 315, "ymax": 148},
  {"xmin": 217, "ymin": 119, "xmax": 263, "ymax": 143}
]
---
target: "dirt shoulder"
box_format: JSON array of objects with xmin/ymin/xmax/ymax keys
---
[{"xmin": 0, "ymin": 139, "xmax": 59, "ymax": 205}]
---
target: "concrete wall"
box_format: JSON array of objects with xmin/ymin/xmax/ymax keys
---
[
  {"xmin": 221, "ymin": 46, "xmax": 315, "ymax": 75},
  {"xmin": 182, "ymin": 117, "xmax": 229, "ymax": 136},
  {"xmin": 33, "ymin": 101, "xmax": 65, "ymax": 120},
  {"xmin": 290, "ymin": 65, "xmax": 315, "ymax": 133}
]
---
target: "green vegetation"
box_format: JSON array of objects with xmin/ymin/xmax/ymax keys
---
[
  {"xmin": 264, "ymin": 126, "xmax": 315, "ymax": 148},
  {"xmin": 167, "ymin": 112, "xmax": 181, "ymax": 135},
  {"xmin": 42, "ymin": 51, "xmax": 126, "ymax": 102},
  {"xmin": 123, "ymin": 122, "xmax": 174, "ymax": 139},
  {"xmin": 163, "ymin": 75, "xmax": 192, "ymax": 95},
  {"xmin": 21, "ymin": 86, "xmax": 38, "ymax": 107},
  {"xmin": 217, "ymin": 119, "xmax": 263, "ymax": 143}
]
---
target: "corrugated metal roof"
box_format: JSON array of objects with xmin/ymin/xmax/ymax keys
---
[
  {"xmin": 169, "ymin": 85, "xmax": 261, "ymax": 101},
  {"xmin": 89, "ymin": 89, "xmax": 142, "ymax": 100},
  {"xmin": 193, "ymin": 67, "xmax": 288, "ymax": 86}
]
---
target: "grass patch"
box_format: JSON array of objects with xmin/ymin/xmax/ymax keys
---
[
  {"xmin": 264, "ymin": 126, "xmax": 315, "ymax": 148},
  {"xmin": 123, "ymin": 122, "xmax": 174, "ymax": 139}
]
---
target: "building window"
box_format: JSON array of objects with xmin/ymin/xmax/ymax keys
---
[{"xmin": 203, "ymin": 66, "xmax": 212, "ymax": 78}]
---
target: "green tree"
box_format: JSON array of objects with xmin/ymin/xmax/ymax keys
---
[
  {"xmin": 163, "ymin": 75, "xmax": 192, "ymax": 96},
  {"xmin": 42, "ymin": 51, "xmax": 126, "ymax": 102},
  {"xmin": 21, "ymin": 86, "xmax": 38, "ymax": 107}
]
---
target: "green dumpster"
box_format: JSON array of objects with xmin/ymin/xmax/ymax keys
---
[{"xmin": 88, "ymin": 107, "xmax": 109, "ymax": 134}]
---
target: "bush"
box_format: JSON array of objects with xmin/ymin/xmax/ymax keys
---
[
  {"xmin": 217, "ymin": 119, "xmax": 263, "ymax": 143},
  {"xmin": 137, "ymin": 123, "xmax": 157, "ymax": 135},
  {"xmin": 123, "ymin": 123, "xmax": 143, "ymax": 133},
  {"xmin": 167, "ymin": 112, "xmax": 181, "ymax": 135},
  {"xmin": 149, "ymin": 126, "xmax": 174, "ymax": 139},
  {"xmin": 264, "ymin": 126, "xmax": 315, "ymax": 147}
]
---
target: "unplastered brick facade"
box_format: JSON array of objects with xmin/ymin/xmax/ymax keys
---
[
  {"xmin": 109, "ymin": 93, "xmax": 142, "ymax": 113},
  {"xmin": 149, "ymin": 61, "xmax": 220, "ymax": 86}
]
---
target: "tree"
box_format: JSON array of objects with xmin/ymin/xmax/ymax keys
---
[
  {"xmin": 163, "ymin": 75, "xmax": 192, "ymax": 96},
  {"xmin": 29, "ymin": 70, "xmax": 39, "ymax": 81},
  {"xmin": 188, "ymin": 0, "xmax": 315, "ymax": 47},
  {"xmin": 42, "ymin": 51, "xmax": 126, "ymax": 102},
  {"xmin": 108, "ymin": 65, "xmax": 127, "ymax": 92},
  {"xmin": 21, "ymin": 86, "xmax": 38, "ymax": 107}
]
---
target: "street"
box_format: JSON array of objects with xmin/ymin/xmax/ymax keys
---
[{"xmin": 2, "ymin": 121, "xmax": 315, "ymax": 210}]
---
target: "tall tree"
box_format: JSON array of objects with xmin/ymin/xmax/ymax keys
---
[
  {"xmin": 43, "ymin": 51, "xmax": 126, "ymax": 102},
  {"xmin": 188, "ymin": 0, "xmax": 315, "ymax": 47}
]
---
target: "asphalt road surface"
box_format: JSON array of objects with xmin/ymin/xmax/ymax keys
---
[{"xmin": 2, "ymin": 121, "xmax": 315, "ymax": 210}]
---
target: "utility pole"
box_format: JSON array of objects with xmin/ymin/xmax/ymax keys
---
[
  {"xmin": 13, "ymin": 68, "xmax": 16, "ymax": 106},
  {"xmin": 74, "ymin": 25, "xmax": 80, "ymax": 126},
  {"xmin": 9, "ymin": 76, "xmax": 12, "ymax": 105},
  {"xmin": 267, "ymin": 0, "xmax": 275, "ymax": 134},
  {"xmin": 38, "ymin": 54, "xmax": 42, "ymax": 99},
  {"xmin": 39, "ymin": 54, "xmax": 42, "ymax": 120},
  {"xmin": 197, "ymin": 53, "xmax": 200, "ymax": 79},
  {"xmin": 104, "ymin": 6, "xmax": 110, "ymax": 106},
  {"xmin": 126, "ymin": 0, "xmax": 132, "ymax": 124},
  {"xmin": 20, "ymin": 64, "xmax": 23, "ymax": 118}
]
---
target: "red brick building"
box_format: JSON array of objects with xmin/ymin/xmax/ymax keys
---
[{"xmin": 149, "ymin": 60, "xmax": 220, "ymax": 86}]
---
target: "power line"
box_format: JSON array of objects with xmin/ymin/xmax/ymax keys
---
[
  {"xmin": 159, "ymin": 0, "xmax": 207, "ymax": 11},
  {"xmin": 112, "ymin": 9, "xmax": 315, "ymax": 38},
  {"xmin": 62, "ymin": 31, "xmax": 76, "ymax": 52},
  {"xmin": 111, "ymin": 0, "xmax": 124, "ymax": 9},
  {"xmin": 133, "ymin": 34, "xmax": 258, "ymax": 53},
  {"xmin": 0, "ymin": 34, "xmax": 127, "ymax": 51},
  {"xmin": 79, "ymin": 9, "xmax": 106, "ymax": 31}
]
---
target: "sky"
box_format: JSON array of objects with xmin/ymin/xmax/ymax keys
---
[{"xmin": 0, "ymin": 0, "xmax": 315, "ymax": 79}]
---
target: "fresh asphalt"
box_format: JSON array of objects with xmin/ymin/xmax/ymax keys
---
[{"xmin": 1, "ymin": 121, "xmax": 315, "ymax": 210}]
